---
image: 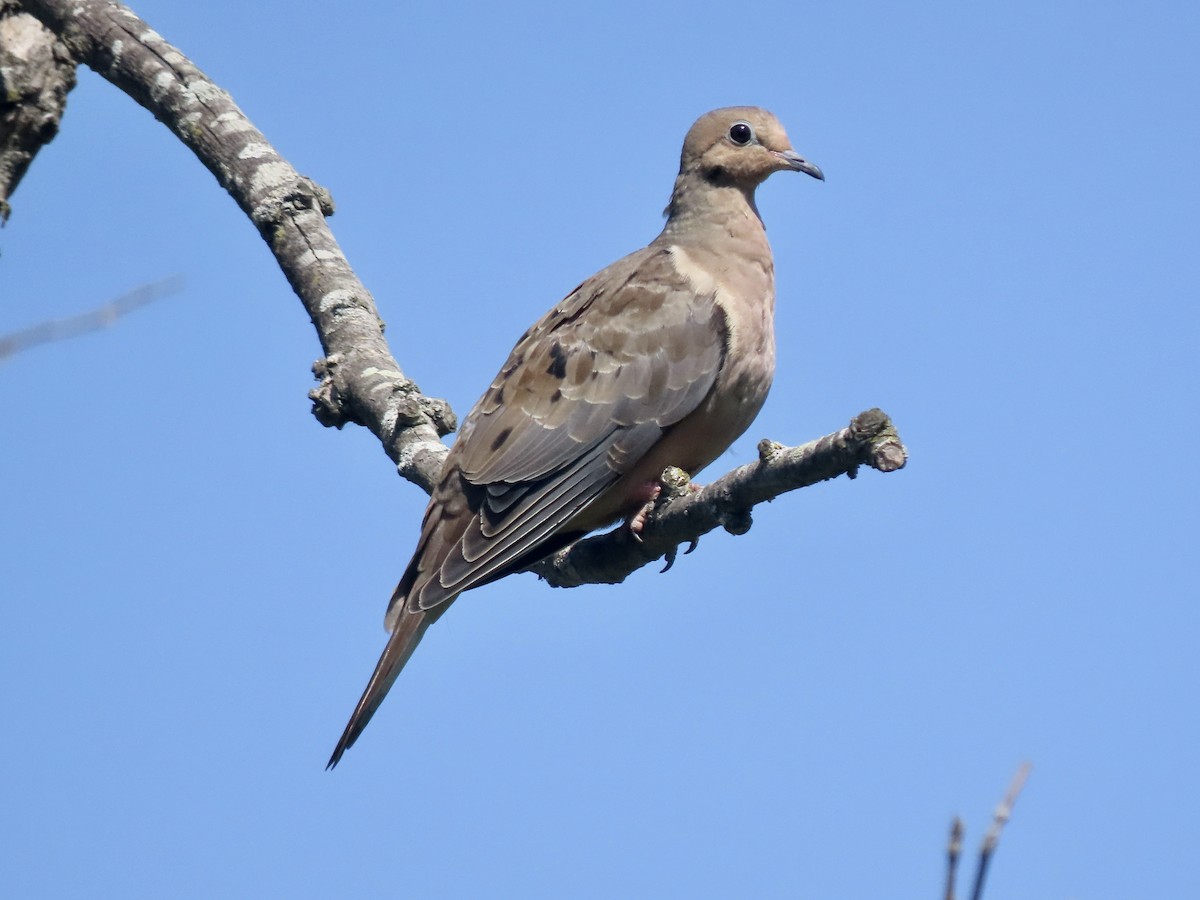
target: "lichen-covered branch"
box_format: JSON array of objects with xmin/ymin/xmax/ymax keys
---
[
  {"xmin": 18, "ymin": 0, "xmax": 454, "ymax": 490},
  {"xmin": 534, "ymin": 409, "xmax": 907, "ymax": 587},
  {"xmin": 0, "ymin": 1, "xmax": 76, "ymax": 221},
  {"xmin": 14, "ymin": 0, "xmax": 908, "ymax": 588}
]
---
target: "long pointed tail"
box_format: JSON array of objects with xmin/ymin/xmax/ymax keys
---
[{"xmin": 326, "ymin": 607, "xmax": 432, "ymax": 769}]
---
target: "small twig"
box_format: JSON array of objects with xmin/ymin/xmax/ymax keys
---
[
  {"xmin": 969, "ymin": 762, "xmax": 1032, "ymax": 900},
  {"xmin": 945, "ymin": 817, "xmax": 963, "ymax": 900},
  {"xmin": 0, "ymin": 276, "xmax": 181, "ymax": 361}
]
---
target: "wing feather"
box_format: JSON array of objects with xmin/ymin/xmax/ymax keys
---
[{"xmin": 388, "ymin": 245, "xmax": 726, "ymax": 622}]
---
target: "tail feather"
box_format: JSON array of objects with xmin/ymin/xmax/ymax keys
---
[{"xmin": 326, "ymin": 607, "xmax": 432, "ymax": 769}]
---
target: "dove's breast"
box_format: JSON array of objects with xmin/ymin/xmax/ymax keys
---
[
  {"xmin": 665, "ymin": 241, "xmax": 777, "ymax": 451},
  {"xmin": 568, "ymin": 240, "xmax": 777, "ymax": 531}
]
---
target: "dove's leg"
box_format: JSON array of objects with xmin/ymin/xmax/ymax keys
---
[{"xmin": 625, "ymin": 483, "xmax": 663, "ymax": 537}]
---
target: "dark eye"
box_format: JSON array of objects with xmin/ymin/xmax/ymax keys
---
[{"xmin": 728, "ymin": 122, "xmax": 754, "ymax": 145}]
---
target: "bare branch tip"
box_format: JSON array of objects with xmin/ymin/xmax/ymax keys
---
[
  {"xmin": 420, "ymin": 397, "xmax": 457, "ymax": 436},
  {"xmin": 657, "ymin": 465, "xmax": 692, "ymax": 500},
  {"xmin": 847, "ymin": 408, "xmax": 908, "ymax": 473},
  {"xmin": 304, "ymin": 178, "xmax": 335, "ymax": 216},
  {"xmin": 721, "ymin": 507, "xmax": 753, "ymax": 536},
  {"xmin": 308, "ymin": 382, "xmax": 346, "ymax": 428},
  {"xmin": 945, "ymin": 816, "xmax": 964, "ymax": 900},
  {"xmin": 756, "ymin": 438, "xmax": 785, "ymax": 462}
]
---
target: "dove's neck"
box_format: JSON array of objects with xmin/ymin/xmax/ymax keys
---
[{"xmin": 658, "ymin": 172, "xmax": 768, "ymax": 248}]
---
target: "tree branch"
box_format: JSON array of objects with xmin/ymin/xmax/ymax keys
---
[
  {"xmin": 534, "ymin": 408, "xmax": 906, "ymax": 588},
  {"xmin": 18, "ymin": 0, "xmax": 454, "ymax": 490},
  {"xmin": 14, "ymin": 0, "xmax": 908, "ymax": 587},
  {"xmin": 0, "ymin": 0, "xmax": 76, "ymax": 221}
]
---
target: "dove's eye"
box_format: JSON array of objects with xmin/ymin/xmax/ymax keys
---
[{"xmin": 728, "ymin": 122, "xmax": 754, "ymax": 146}]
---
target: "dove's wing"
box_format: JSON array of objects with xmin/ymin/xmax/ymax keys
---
[{"xmin": 391, "ymin": 244, "xmax": 727, "ymax": 621}]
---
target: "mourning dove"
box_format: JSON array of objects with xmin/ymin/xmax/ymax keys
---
[{"xmin": 327, "ymin": 107, "xmax": 823, "ymax": 768}]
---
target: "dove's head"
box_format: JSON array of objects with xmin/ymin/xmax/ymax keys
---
[{"xmin": 679, "ymin": 107, "xmax": 823, "ymax": 188}]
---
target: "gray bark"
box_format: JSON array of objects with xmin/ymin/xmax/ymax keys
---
[{"xmin": 0, "ymin": 1, "xmax": 76, "ymax": 221}]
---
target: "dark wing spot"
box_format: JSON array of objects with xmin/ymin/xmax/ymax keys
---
[
  {"xmin": 550, "ymin": 389, "xmax": 562, "ymax": 403},
  {"xmin": 547, "ymin": 341, "xmax": 568, "ymax": 379},
  {"xmin": 502, "ymin": 354, "xmax": 524, "ymax": 379},
  {"xmin": 490, "ymin": 427, "xmax": 513, "ymax": 451}
]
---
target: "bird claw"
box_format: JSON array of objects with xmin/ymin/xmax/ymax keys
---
[
  {"xmin": 660, "ymin": 536, "xmax": 700, "ymax": 573},
  {"xmin": 661, "ymin": 535, "xmax": 703, "ymax": 573}
]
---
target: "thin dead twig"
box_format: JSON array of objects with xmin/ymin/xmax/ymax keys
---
[{"xmin": 0, "ymin": 276, "xmax": 181, "ymax": 361}]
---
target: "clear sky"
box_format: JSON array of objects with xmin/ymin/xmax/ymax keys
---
[{"xmin": 3, "ymin": 1, "xmax": 1198, "ymax": 897}]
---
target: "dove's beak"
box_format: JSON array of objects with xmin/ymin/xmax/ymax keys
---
[{"xmin": 774, "ymin": 150, "xmax": 824, "ymax": 181}]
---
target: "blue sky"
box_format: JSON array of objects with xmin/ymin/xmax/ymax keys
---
[{"xmin": 2, "ymin": 0, "xmax": 1198, "ymax": 896}]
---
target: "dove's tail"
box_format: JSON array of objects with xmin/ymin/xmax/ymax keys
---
[{"xmin": 326, "ymin": 606, "xmax": 432, "ymax": 770}]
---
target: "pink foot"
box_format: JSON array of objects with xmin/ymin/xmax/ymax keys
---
[{"xmin": 625, "ymin": 483, "xmax": 662, "ymax": 540}]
